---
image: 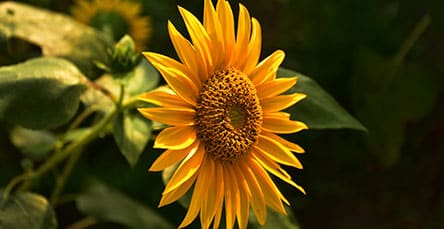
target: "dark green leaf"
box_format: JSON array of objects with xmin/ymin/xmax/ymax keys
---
[
  {"xmin": 113, "ymin": 110, "xmax": 152, "ymax": 167},
  {"xmin": 76, "ymin": 181, "xmax": 174, "ymax": 229},
  {"xmin": 0, "ymin": 57, "xmax": 87, "ymax": 129},
  {"xmin": 350, "ymin": 48, "xmax": 439, "ymax": 167},
  {"xmin": 248, "ymin": 206, "xmax": 301, "ymax": 229},
  {"xmin": 0, "ymin": 1, "xmax": 112, "ymax": 77},
  {"xmin": 0, "ymin": 191, "xmax": 57, "ymax": 229},
  {"xmin": 10, "ymin": 126, "xmax": 56, "ymax": 161},
  {"xmin": 81, "ymin": 59, "xmax": 159, "ymax": 114},
  {"xmin": 278, "ymin": 68, "xmax": 366, "ymax": 131},
  {"xmin": 126, "ymin": 59, "xmax": 160, "ymax": 96}
]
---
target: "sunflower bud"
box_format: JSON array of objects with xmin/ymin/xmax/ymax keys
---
[
  {"xmin": 111, "ymin": 35, "xmax": 140, "ymax": 74},
  {"xmin": 97, "ymin": 35, "xmax": 140, "ymax": 76}
]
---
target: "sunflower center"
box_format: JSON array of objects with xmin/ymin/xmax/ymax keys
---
[
  {"xmin": 195, "ymin": 68, "xmax": 262, "ymax": 162},
  {"xmin": 90, "ymin": 11, "xmax": 129, "ymax": 41}
]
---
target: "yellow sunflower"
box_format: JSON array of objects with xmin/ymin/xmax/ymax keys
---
[
  {"xmin": 138, "ymin": 0, "xmax": 307, "ymax": 228},
  {"xmin": 71, "ymin": 0, "xmax": 151, "ymax": 51}
]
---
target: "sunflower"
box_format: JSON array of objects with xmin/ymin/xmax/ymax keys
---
[
  {"xmin": 138, "ymin": 0, "xmax": 307, "ymax": 228},
  {"xmin": 71, "ymin": 0, "xmax": 151, "ymax": 51}
]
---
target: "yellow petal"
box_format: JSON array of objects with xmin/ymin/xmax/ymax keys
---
[
  {"xmin": 250, "ymin": 50, "xmax": 285, "ymax": 85},
  {"xmin": 159, "ymin": 172, "xmax": 197, "ymax": 207},
  {"xmin": 260, "ymin": 93, "xmax": 306, "ymax": 113},
  {"xmin": 232, "ymin": 164, "xmax": 250, "ymax": 229},
  {"xmin": 179, "ymin": 172, "xmax": 205, "ymax": 228},
  {"xmin": 149, "ymin": 140, "xmax": 199, "ymax": 172},
  {"xmin": 261, "ymin": 131, "xmax": 305, "ymax": 153},
  {"xmin": 163, "ymin": 145, "xmax": 205, "ymax": 194},
  {"xmin": 212, "ymin": 163, "xmax": 225, "ymax": 229},
  {"xmin": 252, "ymin": 148, "xmax": 306, "ymax": 195},
  {"xmin": 154, "ymin": 126, "xmax": 197, "ymax": 150},
  {"xmin": 203, "ymin": 0, "xmax": 224, "ymax": 69},
  {"xmin": 167, "ymin": 21, "xmax": 201, "ymax": 86},
  {"xmin": 242, "ymin": 18, "xmax": 262, "ymax": 76},
  {"xmin": 233, "ymin": 3, "xmax": 251, "ymax": 69},
  {"xmin": 138, "ymin": 86, "xmax": 193, "ymax": 108},
  {"xmin": 138, "ymin": 107, "xmax": 195, "ymax": 126},
  {"xmin": 238, "ymin": 159, "xmax": 267, "ymax": 225},
  {"xmin": 216, "ymin": 0, "xmax": 235, "ymax": 65},
  {"xmin": 178, "ymin": 6, "xmax": 213, "ymax": 77},
  {"xmin": 262, "ymin": 115, "xmax": 308, "ymax": 134},
  {"xmin": 143, "ymin": 52, "xmax": 199, "ymax": 106},
  {"xmin": 256, "ymin": 77, "xmax": 297, "ymax": 99},
  {"xmin": 248, "ymin": 156, "xmax": 287, "ymax": 214},
  {"xmin": 200, "ymin": 157, "xmax": 216, "ymax": 228},
  {"xmin": 223, "ymin": 164, "xmax": 238, "ymax": 229},
  {"xmin": 256, "ymin": 135, "xmax": 303, "ymax": 169}
]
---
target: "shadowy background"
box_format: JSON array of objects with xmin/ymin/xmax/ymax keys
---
[{"xmin": 1, "ymin": 0, "xmax": 443, "ymax": 228}]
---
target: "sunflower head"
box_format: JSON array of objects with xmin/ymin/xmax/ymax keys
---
[
  {"xmin": 71, "ymin": 0, "xmax": 151, "ymax": 51},
  {"xmin": 138, "ymin": 0, "xmax": 308, "ymax": 228}
]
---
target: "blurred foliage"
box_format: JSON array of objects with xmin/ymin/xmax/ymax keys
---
[{"xmin": 0, "ymin": 0, "xmax": 443, "ymax": 229}]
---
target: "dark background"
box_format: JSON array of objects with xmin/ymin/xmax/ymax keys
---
[{"xmin": 1, "ymin": 0, "xmax": 443, "ymax": 228}]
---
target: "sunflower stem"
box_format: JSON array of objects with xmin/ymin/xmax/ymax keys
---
[
  {"xmin": 16, "ymin": 94, "xmax": 137, "ymax": 192},
  {"xmin": 392, "ymin": 14, "xmax": 431, "ymax": 66}
]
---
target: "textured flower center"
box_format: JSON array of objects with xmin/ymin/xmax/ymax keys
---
[{"xmin": 195, "ymin": 68, "xmax": 262, "ymax": 162}]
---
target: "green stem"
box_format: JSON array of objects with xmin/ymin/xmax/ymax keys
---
[
  {"xmin": 1, "ymin": 173, "xmax": 31, "ymax": 202},
  {"xmin": 49, "ymin": 85, "xmax": 127, "ymax": 205},
  {"xmin": 49, "ymin": 148, "xmax": 83, "ymax": 205},
  {"xmin": 67, "ymin": 106, "xmax": 98, "ymax": 132},
  {"xmin": 393, "ymin": 14, "xmax": 431, "ymax": 66},
  {"xmin": 18, "ymin": 107, "xmax": 118, "ymax": 191}
]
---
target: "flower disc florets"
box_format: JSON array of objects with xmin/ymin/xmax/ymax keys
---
[{"xmin": 195, "ymin": 67, "xmax": 262, "ymax": 162}]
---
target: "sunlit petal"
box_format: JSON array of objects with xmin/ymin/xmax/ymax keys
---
[
  {"xmin": 168, "ymin": 21, "xmax": 201, "ymax": 86},
  {"xmin": 242, "ymin": 18, "xmax": 262, "ymax": 76},
  {"xmin": 138, "ymin": 86, "xmax": 193, "ymax": 108},
  {"xmin": 154, "ymin": 126, "xmax": 197, "ymax": 150},
  {"xmin": 149, "ymin": 140, "xmax": 199, "ymax": 172},
  {"xmin": 138, "ymin": 107, "xmax": 195, "ymax": 126},
  {"xmin": 178, "ymin": 6, "xmax": 213, "ymax": 77},
  {"xmin": 250, "ymin": 50, "xmax": 285, "ymax": 85},
  {"xmin": 261, "ymin": 93, "xmax": 306, "ymax": 112},
  {"xmin": 238, "ymin": 159, "xmax": 267, "ymax": 225},
  {"xmin": 143, "ymin": 52, "xmax": 199, "ymax": 105},
  {"xmin": 163, "ymin": 145, "xmax": 205, "ymax": 194},
  {"xmin": 256, "ymin": 77, "xmax": 298, "ymax": 99},
  {"xmin": 256, "ymin": 135, "xmax": 303, "ymax": 169},
  {"xmin": 262, "ymin": 114, "xmax": 308, "ymax": 134}
]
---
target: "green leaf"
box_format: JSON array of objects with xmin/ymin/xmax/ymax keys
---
[
  {"xmin": 76, "ymin": 181, "xmax": 174, "ymax": 229},
  {"xmin": 81, "ymin": 59, "xmax": 159, "ymax": 114},
  {"xmin": 0, "ymin": 191, "xmax": 57, "ymax": 229},
  {"xmin": 113, "ymin": 110, "xmax": 152, "ymax": 167},
  {"xmin": 126, "ymin": 59, "xmax": 160, "ymax": 96},
  {"xmin": 10, "ymin": 126, "xmax": 56, "ymax": 161},
  {"xmin": 278, "ymin": 68, "xmax": 366, "ymax": 131},
  {"xmin": 350, "ymin": 48, "xmax": 439, "ymax": 167},
  {"xmin": 248, "ymin": 206, "xmax": 301, "ymax": 229},
  {"xmin": 0, "ymin": 57, "xmax": 87, "ymax": 129},
  {"xmin": 0, "ymin": 1, "xmax": 112, "ymax": 77}
]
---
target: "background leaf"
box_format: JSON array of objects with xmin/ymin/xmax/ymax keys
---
[
  {"xmin": 81, "ymin": 59, "xmax": 159, "ymax": 114},
  {"xmin": 76, "ymin": 181, "xmax": 174, "ymax": 229},
  {"xmin": 9, "ymin": 126, "xmax": 56, "ymax": 161},
  {"xmin": 248, "ymin": 206, "xmax": 301, "ymax": 229},
  {"xmin": 0, "ymin": 191, "xmax": 57, "ymax": 229},
  {"xmin": 278, "ymin": 68, "xmax": 366, "ymax": 131},
  {"xmin": 0, "ymin": 1, "xmax": 112, "ymax": 77},
  {"xmin": 350, "ymin": 48, "xmax": 439, "ymax": 167},
  {"xmin": 113, "ymin": 110, "xmax": 152, "ymax": 167},
  {"xmin": 0, "ymin": 57, "xmax": 87, "ymax": 129}
]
